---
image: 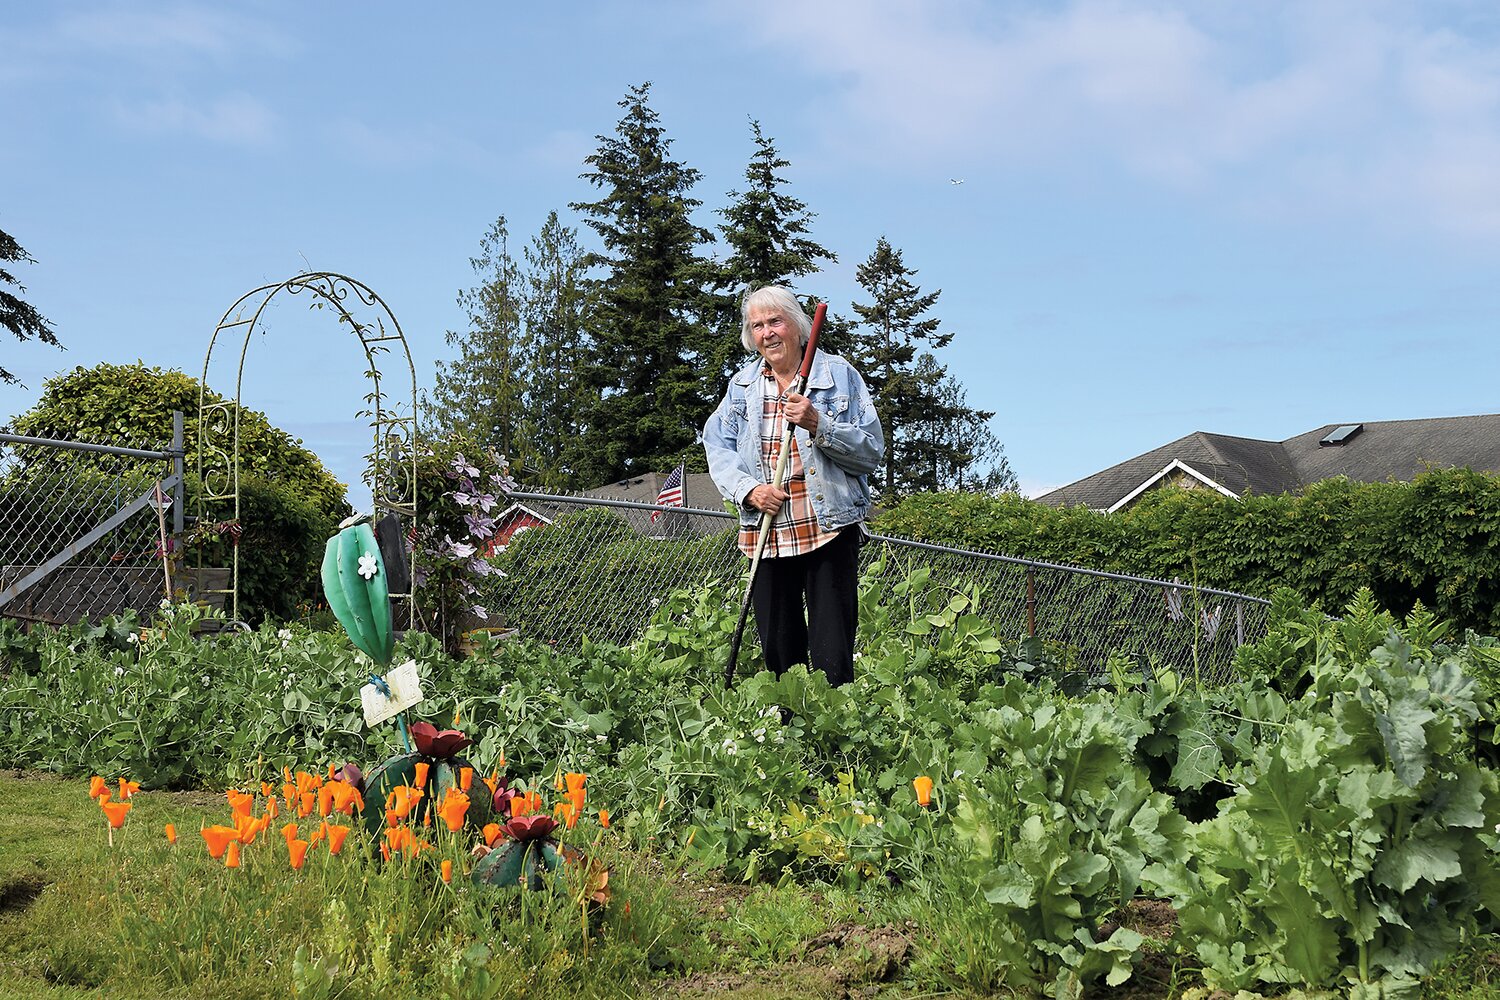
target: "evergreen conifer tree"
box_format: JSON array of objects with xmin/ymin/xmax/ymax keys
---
[
  {"xmin": 568, "ymin": 82, "xmax": 717, "ymax": 484},
  {"xmin": 518, "ymin": 210, "xmax": 589, "ymax": 486},
  {"xmin": 0, "ymin": 227, "xmax": 62, "ymax": 386},
  {"xmin": 849, "ymin": 236, "xmax": 1011, "ymax": 497},
  {"xmin": 427, "ymin": 216, "xmax": 525, "ymax": 457}
]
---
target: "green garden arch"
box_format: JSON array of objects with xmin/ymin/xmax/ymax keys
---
[{"xmin": 197, "ymin": 272, "xmax": 418, "ymax": 622}]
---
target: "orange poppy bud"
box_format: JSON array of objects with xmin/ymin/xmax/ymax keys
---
[
  {"xmin": 101, "ymin": 800, "xmax": 132, "ymax": 829},
  {"xmin": 913, "ymin": 775, "xmax": 934, "ymax": 808},
  {"xmin": 459, "ymin": 767, "xmax": 473, "ymax": 792},
  {"xmin": 598, "ymin": 809, "xmax": 610, "ymax": 829},
  {"xmin": 381, "ymin": 841, "xmax": 391, "ymax": 862},
  {"xmin": 452, "ymin": 705, "xmax": 462, "ymax": 727},
  {"xmin": 413, "ymin": 762, "xmax": 430, "ymax": 789},
  {"xmin": 164, "ymin": 823, "xmax": 177, "ymax": 844},
  {"xmin": 326, "ymin": 824, "xmax": 350, "ymax": 855},
  {"xmin": 441, "ymin": 859, "xmax": 453, "ymax": 884},
  {"xmin": 224, "ymin": 841, "xmax": 241, "ymax": 868},
  {"xmin": 554, "ymin": 772, "xmax": 565, "ymax": 791},
  {"xmin": 266, "ymin": 797, "xmax": 280, "ymax": 818},
  {"xmin": 288, "ymin": 838, "xmax": 309, "ymax": 871}
]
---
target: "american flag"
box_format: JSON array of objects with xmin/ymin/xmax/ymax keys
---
[{"xmin": 650, "ymin": 462, "xmax": 685, "ymax": 523}]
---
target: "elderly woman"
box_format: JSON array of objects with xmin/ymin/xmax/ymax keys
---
[{"xmin": 703, "ymin": 286, "xmax": 884, "ymax": 686}]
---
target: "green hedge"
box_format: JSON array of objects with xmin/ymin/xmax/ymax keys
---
[
  {"xmin": 874, "ymin": 469, "xmax": 1500, "ymax": 634},
  {"xmin": 486, "ymin": 507, "xmax": 739, "ymax": 646}
]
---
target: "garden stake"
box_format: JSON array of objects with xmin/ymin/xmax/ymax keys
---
[
  {"xmin": 153, "ymin": 480, "xmax": 172, "ymax": 599},
  {"xmin": 723, "ymin": 302, "xmax": 826, "ymax": 689}
]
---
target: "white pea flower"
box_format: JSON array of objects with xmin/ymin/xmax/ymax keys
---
[
  {"xmin": 752, "ymin": 727, "xmax": 766, "ymax": 743},
  {"xmin": 721, "ymin": 738, "xmax": 738, "ymax": 756},
  {"xmin": 114, "ymin": 665, "xmax": 125, "ymax": 677},
  {"xmin": 357, "ymin": 552, "xmax": 379, "ymax": 580},
  {"xmin": 277, "ymin": 628, "xmax": 293, "ymax": 640},
  {"xmin": 201, "ymin": 674, "xmax": 211, "ymax": 687},
  {"xmin": 952, "ymin": 769, "xmax": 964, "ymax": 779},
  {"xmin": 126, "ymin": 632, "xmax": 139, "ymax": 645}
]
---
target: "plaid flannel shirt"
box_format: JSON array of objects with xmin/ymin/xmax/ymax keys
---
[{"xmin": 738, "ymin": 367, "xmax": 843, "ymax": 558}]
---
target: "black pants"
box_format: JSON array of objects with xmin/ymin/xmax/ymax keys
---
[{"xmin": 750, "ymin": 528, "xmax": 859, "ymax": 686}]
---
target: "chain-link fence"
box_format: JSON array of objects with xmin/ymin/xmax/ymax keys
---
[
  {"xmin": 0, "ymin": 417, "xmax": 192, "ymax": 626},
  {"xmin": 488, "ymin": 488, "xmax": 1269, "ymax": 682}
]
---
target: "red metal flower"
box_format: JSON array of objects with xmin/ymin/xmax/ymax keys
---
[
  {"xmin": 503, "ymin": 814, "xmax": 557, "ymax": 842},
  {"xmin": 409, "ymin": 722, "xmax": 472, "ymax": 759}
]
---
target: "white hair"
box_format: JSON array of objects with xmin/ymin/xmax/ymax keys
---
[{"xmin": 739, "ymin": 286, "xmax": 812, "ymax": 352}]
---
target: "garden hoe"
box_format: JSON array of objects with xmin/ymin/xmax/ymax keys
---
[{"xmin": 723, "ymin": 302, "xmax": 826, "ymax": 689}]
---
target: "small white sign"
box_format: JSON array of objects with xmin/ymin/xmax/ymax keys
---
[{"xmin": 360, "ymin": 659, "xmax": 424, "ymax": 728}]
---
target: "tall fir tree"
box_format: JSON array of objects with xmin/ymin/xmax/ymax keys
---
[
  {"xmin": 568, "ymin": 82, "xmax": 717, "ymax": 484},
  {"xmin": 713, "ymin": 120, "xmax": 839, "ymax": 381},
  {"xmin": 517, "ymin": 210, "xmax": 589, "ymax": 487},
  {"xmin": 849, "ymin": 236, "xmax": 1008, "ymax": 498},
  {"xmin": 902, "ymin": 353, "xmax": 1018, "ymax": 493},
  {"xmin": 0, "ymin": 227, "xmax": 62, "ymax": 386},
  {"xmin": 426, "ymin": 216, "xmax": 526, "ymax": 457}
]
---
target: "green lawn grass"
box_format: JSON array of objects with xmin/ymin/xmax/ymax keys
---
[{"xmin": 2, "ymin": 771, "xmax": 1497, "ymax": 1000}]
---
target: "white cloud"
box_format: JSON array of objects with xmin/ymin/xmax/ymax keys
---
[
  {"xmin": 725, "ymin": 0, "xmax": 1500, "ymax": 239},
  {"xmin": 54, "ymin": 3, "xmax": 293, "ymax": 59},
  {"xmin": 111, "ymin": 93, "xmax": 277, "ymax": 146}
]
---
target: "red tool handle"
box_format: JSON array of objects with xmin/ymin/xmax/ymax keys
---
[{"xmin": 796, "ymin": 302, "xmax": 827, "ymax": 384}]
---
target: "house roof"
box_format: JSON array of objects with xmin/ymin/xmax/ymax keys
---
[
  {"xmin": 582, "ymin": 471, "xmax": 725, "ymax": 512},
  {"xmin": 1036, "ymin": 413, "xmax": 1500, "ymax": 510}
]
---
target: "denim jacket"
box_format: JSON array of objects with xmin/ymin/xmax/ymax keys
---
[{"xmin": 703, "ymin": 350, "xmax": 884, "ymax": 531}]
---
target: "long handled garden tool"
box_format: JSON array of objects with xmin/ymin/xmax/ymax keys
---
[{"xmin": 723, "ymin": 302, "xmax": 827, "ymax": 689}]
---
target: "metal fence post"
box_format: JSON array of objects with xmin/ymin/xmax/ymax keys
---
[
  {"xmin": 172, "ymin": 410, "xmax": 185, "ymax": 536},
  {"xmin": 1026, "ymin": 567, "xmax": 1037, "ymax": 637}
]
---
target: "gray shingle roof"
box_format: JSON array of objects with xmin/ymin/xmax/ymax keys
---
[{"xmin": 1036, "ymin": 413, "xmax": 1500, "ymax": 510}]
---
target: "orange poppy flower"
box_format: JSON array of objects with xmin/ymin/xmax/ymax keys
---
[
  {"xmin": 295, "ymin": 770, "xmax": 322, "ymax": 794},
  {"xmin": 438, "ymin": 790, "xmax": 470, "ymax": 832},
  {"xmin": 328, "ymin": 781, "xmax": 357, "ymax": 814},
  {"xmin": 565, "ymin": 772, "xmax": 587, "ymax": 793},
  {"xmin": 326, "ymin": 824, "xmax": 350, "ymax": 855},
  {"xmin": 554, "ymin": 802, "xmax": 579, "ymax": 830},
  {"xmin": 459, "ymin": 767, "xmax": 473, "ymax": 792},
  {"xmin": 510, "ymin": 791, "xmax": 542, "ymax": 818},
  {"xmin": 280, "ymin": 821, "xmax": 299, "ymax": 844},
  {"xmin": 482, "ymin": 822, "xmax": 503, "ymax": 846},
  {"xmin": 288, "ymin": 838, "xmax": 310, "ymax": 870},
  {"xmin": 298, "ymin": 790, "xmax": 317, "ymax": 818},
  {"xmin": 118, "ymin": 778, "xmax": 140, "ymax": 800},
  {"xmin": 234, "ymin": 813, "xmax": 259, "ymax": 845},
  {"xmin": 88, "ymin": 776, "xmax": 108, "ymax": 799},
  {"xmin": 311, "ymin": 820, "xmax": 329, "ymax": 845},
  {"xmin": 224, "ymin": 841, "xmax": 241, "ymax": 868},
  {"xmin": 598, "ymin": 809, "xmax": 610, "ymax": 829},
  {"xmin": 282, "ymin": 781, "xmax": 297, "ymax": 811},
  {"xmin": 202, "ymin": 824, "xmax": 238, "ymax": 859},
  {"xmin": 913, "ymin": 775, "xmax": 934, "ymax": 808},
  {"xmin": 261, "ymin": 781, "xmax": 276, "ymax": 800},
  {"xmin": 226, "ymin": 789, "xmax": 254, "ymax": 818},
  {"xmin": 567, "ymin": 787, "xmax": 586, "ymax": 811},
  {"xmin": 380, "ymin": 841, "xmax": 391, "ymax": 862},
  {"xmin": 164, "ymin": 823, "xmax": 177, "ymax": 844},
  {"xmin": 317, "ymin": 783, "xmax": 335, "ymax": 817},
  {"xmin": 441, "ymin": 859, "xmax": 453, "ymax": 884},
  {"xmin": 101, "ymin": 800, "xmax": 132, "ymax": 829},
  {"xmin": 413, "ymin": 762, "xmax": 430, "ymax": 789}
]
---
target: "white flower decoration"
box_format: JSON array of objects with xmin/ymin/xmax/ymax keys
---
[{"xmin": 357, "ymin": 552, "xmax": 379, "ymax": 580}]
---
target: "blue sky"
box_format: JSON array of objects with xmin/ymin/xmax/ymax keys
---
[{"xmin": 5, "ymin": 1, "xmax": 1500, "ymax": 506}]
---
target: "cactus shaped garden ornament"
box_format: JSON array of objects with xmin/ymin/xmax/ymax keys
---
[{"xmin": 321, "ymin": 518, "xmax": 394, "ymax": 667}]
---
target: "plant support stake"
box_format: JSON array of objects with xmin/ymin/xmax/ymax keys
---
[{"xmin": 723, "ymin": 302, "xmax": 826, "ymax": 689}]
